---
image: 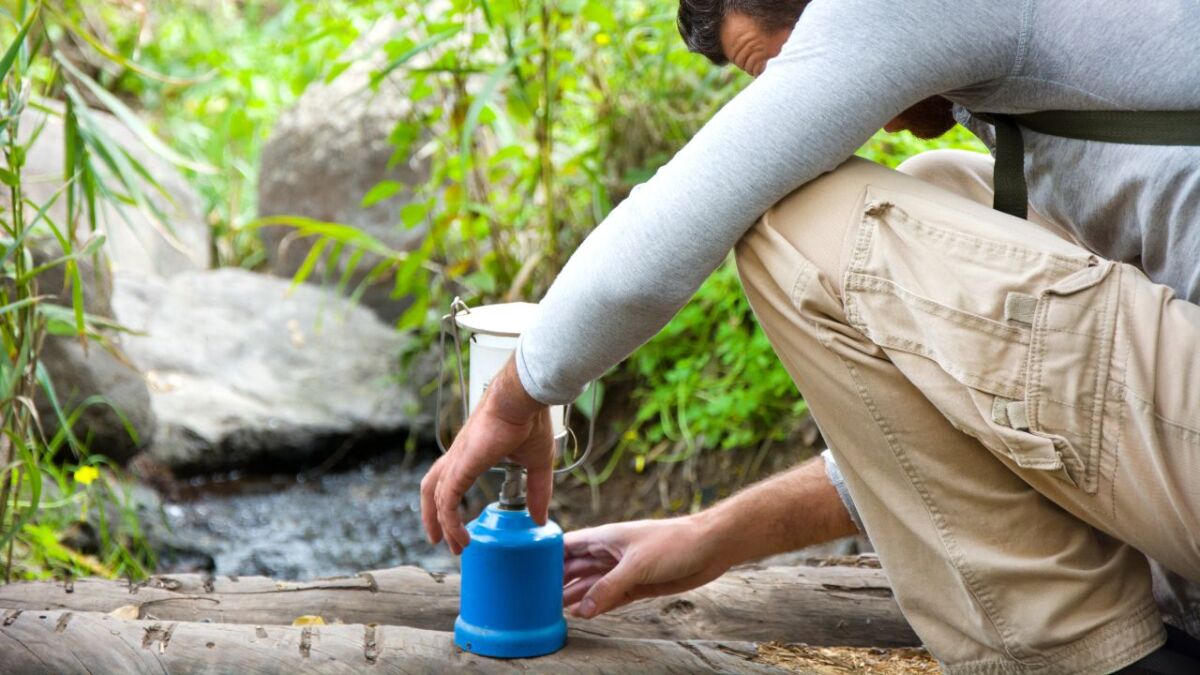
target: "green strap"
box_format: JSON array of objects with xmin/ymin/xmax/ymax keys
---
[{"xmin": 973, "ymin": 110, "xmax": 1200, "ymax": 220}]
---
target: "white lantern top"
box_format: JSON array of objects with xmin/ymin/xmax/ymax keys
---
[{"xmin": 453, "ymin": 301, "xmax": 539, "ymax": 338}]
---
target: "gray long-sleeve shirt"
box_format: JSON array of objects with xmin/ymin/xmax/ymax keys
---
[{"xmin": 517, "ymin": 0, "xmax": 1200, "ymax": 406}]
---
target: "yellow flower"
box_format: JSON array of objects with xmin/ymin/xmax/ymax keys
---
[
  {"xmin": 622, "ymin": 429, "xmax": 637, "ymax": 442},
  {"xmin": 594, "ymin": 33, "xmax": 611, "ymax": 46},
  {"xmin": 74, "ymin": 466, "xmax": 100, "ymax": 485}
]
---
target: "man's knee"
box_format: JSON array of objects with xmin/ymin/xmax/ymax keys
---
[{"xmin": 895, "ymin": 149, "xmax": 995, "ymax": 206}]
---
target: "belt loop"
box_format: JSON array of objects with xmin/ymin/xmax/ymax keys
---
[{"xmin": 1004, "ymin": 292, "xmax": 1038, "ymax": 325}]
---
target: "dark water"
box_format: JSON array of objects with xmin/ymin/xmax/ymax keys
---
[{"xmin": 162, "ymin": 453, "xmax": 458, "ymax": 580}]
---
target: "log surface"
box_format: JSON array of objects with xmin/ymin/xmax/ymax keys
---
[
  {"xmin": 0, "ymin": 609, "xmax": 792, "ymax": 674},
  {"xmin": 0, "ymin": 560, "xmax": 918, "ymax": 647}
]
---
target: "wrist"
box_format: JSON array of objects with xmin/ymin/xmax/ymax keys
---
[
  {"xmin": 690, "ymin": 506, "xmax": 753, "ymax": 569},
  {"xmin": 483, "ymin": 358, "xmax": 548, "ymax": 425}
]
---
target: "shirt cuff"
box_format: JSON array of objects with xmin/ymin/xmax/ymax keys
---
[{"xmin": 821, "ymin": 448, "xmax": 864, "ymax": 532}]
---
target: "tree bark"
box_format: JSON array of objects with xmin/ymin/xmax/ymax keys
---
[
  {"xmin": 0, "ymin": 608, "xmax": 793, "ymax": 674},
  {"xmin": 0, "ymin": 558, "xmax": 918, "ymax": 647}
]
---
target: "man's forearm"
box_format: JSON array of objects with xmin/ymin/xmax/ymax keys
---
[{"xmin": 694, "ymin": 454, "xmax": 858, "ymax": 567}]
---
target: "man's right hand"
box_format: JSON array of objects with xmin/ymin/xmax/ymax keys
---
[{"xmin": 561, "ymin": 514, "xmax": 733, "ymax": 619}]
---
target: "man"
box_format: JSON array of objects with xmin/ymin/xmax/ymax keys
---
[{"xmin": 421, "ymin": 1, "xmax": 1200, "ymax": 671}]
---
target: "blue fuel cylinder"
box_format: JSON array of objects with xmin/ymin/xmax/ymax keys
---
[{"xmin": 454, "ymin": 503, "xmax": 568, "ymax": 658}]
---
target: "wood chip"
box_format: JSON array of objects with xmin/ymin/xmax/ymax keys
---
[
  {"xmin": 755, "ymin": 643, "xmax": 939, "ymax": 674},
  {"xmin": 107, "ymin": 605, "xmax": 141, "ymax": 620}
]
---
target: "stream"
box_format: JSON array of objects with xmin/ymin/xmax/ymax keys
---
[{"xmin": 161, "ymin": 452, "xmax": 458, "ymax": 580}]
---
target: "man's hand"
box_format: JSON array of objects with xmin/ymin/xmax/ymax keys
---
[
  {"xmin": 420, "ymin": 358, "xmax": 552, "ymax": 555},
  {"xmin": 562, "ymin": 454, "xmax": 860, "ymax": 618},
  {"xmin": 561, "ymin": 515, "xmax": 733, "ymax": 619}
]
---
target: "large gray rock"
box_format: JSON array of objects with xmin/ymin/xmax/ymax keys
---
[
  {"xmin": 112, "ymin": 268, "xmax": 430, "ymax": 475},
  {"xmin": 257, "ymin": 17, "xmax": 436, "ymax": 321},
  {"xmin": 19, "ymin": 103, "xmax": 210, "ymax": 276}
]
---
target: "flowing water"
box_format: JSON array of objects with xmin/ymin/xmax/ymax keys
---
[{"xmin": 162, "ymin": 452, "xmax": 458, "ymax": 580}]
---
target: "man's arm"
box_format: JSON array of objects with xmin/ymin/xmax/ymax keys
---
[
  {"xmin": 516, "ymin": 1, "xmax": 1018, "ymax": 405},
  {"xmin": 562, "ymin": 453, "xmax": 858, "ymax": 619}
]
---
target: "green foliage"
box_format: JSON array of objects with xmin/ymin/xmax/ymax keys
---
[
  {"xmin": 1, "ymin": 0, "xmax": 166, "ymax": 582},
  {"xmin": 99, "ymin": 0, "xmax": 394, "ymax": 267}
]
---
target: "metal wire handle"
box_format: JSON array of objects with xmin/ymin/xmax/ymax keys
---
[{"xmin": 434, "ymin": 297, "xmax": 597, "ymax": 476}]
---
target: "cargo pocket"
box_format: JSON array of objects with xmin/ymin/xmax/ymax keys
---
[
  {"xmin": 1018, "ymin": 259, "xmax": 1120, "ymax": 493},
  {"xmin": 842, "ymin": 188, "xmax": 1114, "ymax": 491}
]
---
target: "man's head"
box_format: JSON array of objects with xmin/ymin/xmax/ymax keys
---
[
  {"xmin": 677, "ymin": 0, "xmax": 807, "ymax": 76},
  {"xmin": 676, "ymin": 0, "xmax": 956, "ymax": 139}
]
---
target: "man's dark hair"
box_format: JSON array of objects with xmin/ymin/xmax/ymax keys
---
[{"xmin": 677, "ymin": 0, "xmax": 809, "ymax": 65}]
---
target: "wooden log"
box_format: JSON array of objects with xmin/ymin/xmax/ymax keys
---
[
  {"xmin": 0, "ymin": 608, "xmax": 794, "ymax": 674},
  {"xmin": 0, "ymin": 559, "xmax": 918, "ymax": 647}
]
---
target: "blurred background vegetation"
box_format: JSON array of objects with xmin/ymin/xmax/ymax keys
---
[{"xmin": 2, "ymin": 0, "xmax": 985, "ymax": 580}]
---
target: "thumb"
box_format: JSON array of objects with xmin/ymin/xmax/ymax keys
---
[
  {"xmin": 576, "ymin": 556, "xmax": 641, "ymax": 619},
  {"xmin": 525, "ymin": 464, "xmax": 553, "ymax": 526}
]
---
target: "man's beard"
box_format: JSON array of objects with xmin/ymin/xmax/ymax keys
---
[{"xmin": 894, "ymin": 96, "xmax": 957, "ymax": 140}]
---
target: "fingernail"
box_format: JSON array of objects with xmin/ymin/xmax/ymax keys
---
[{"xmin": 579, "ymin": 598, "xmax": 595, "ymax": 618}]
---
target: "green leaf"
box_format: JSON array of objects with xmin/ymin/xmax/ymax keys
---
[
  {"xmin": 323, "ymin": 60, "xmax": 353, "ymax": 83},
  {"xmin": 360, "ymin": 180, "xmax": 402, "ymax": 208},
  {"xmin": 396, "ymin": 292, "xmax": 429, "ymax": 331},
  {"xmin": 0, "ymin": 295, "xmax": 44, "ymax": 317},
  {"xmin": 400, "ymin": 202, "xmax": 427, "ymax": 229},
  {"xmin": 460, "ymin": 49, "xmax": 527, "ymax": 161},
  {"xmin": 291, "ymin": 238, "xmax": 328, "ymax": 290},
  {"xmin": 370, "ymin": 25, "xmax": 463, "ymax": 88},
  {"xmin": 0, "ymin": 4, "xmax": 38, "ymax": 83}
]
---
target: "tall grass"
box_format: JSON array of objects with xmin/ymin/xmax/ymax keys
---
[{"xmin": 1, "ymin": 0, "xmax": 196, "ymax": 582}]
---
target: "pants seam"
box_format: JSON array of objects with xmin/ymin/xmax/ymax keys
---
[{"xmin": 829, "ymin": 343, "xmax": 1036, "ymax": 666}]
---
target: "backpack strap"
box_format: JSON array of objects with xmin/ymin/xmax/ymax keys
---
[{"xmin": 970, "ymin": 110, "xmax": 1200, "ymax": 220}]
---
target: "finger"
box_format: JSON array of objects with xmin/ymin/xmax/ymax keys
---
[
  {"xmin": 577, "ymin": 557, "xmax": 642, "ymax": 619},
  {"xmin": 420, "ymin": 460, "xmax": 444, "ymax": 544},
  {"xmin": 563, "ymin": 526, "xmax": 616, "ymax": 557},
  {"xmin": 564, "ymin": 556, "xmax": 614, "ymax": 582},
  {"xmin": 435, "ymin": 471, "xmax": 469, "ymax": 554},
  {"xmin": 563, "ymin": 573, "xmax": 603, "ymax": 607},
  {"xmin": 525, "ymin": 464, "xmax": 553, "ymax": 526}
]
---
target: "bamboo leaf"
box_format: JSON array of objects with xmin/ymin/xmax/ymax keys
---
[
  {"xmin": 0, "ymin": 295, "xmax": 44, "ymax": 317},
  {"xmin": 55, "ymin": 56, "xmax": 216, "ymax": 175},
  {"xmin": 0, "ymin": 4, "xmax": 38, "ymax": 83},
  {"xmin": 290, "ymin": 237, "xmax": 328, "ymax": 290},
  {"xmin": 370, "ymin": 25, "xmax": 463, "ymax": 88},
  {"xmin": 460, "ymin": 49, "xmax": 526, "ymax": 162},
  {"xmin": 360, "ymin": 180, "xmax": 402, "ymax": 208},
  {"xmin": 34, "ymin": 363, "xmax": 84, "ymax": 458}
]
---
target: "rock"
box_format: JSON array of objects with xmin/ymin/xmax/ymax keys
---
[
  {"xmin": 112, "ymin": 268, "xmax": 431, "ymax": 476},
  {"xmin": 37, "ymin": 337, "xmax": 155, "ymax": 464},
  {"xmin": 257, "ymin": 16, "xmax": 435, "ymax": 321},
  {"xmin": 32, "ymin": 248, "xmax": 155, "ymax": 465},
  {"xmin": 18, "ymin": 102, "xmax": 210, "ymax": 276}
]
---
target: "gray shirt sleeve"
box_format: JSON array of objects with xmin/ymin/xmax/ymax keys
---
[
  {"xmin": 516, "ymin": 1, "xmax": 1018, "ymax": 404},
  {"xmin": 821, "ymin": 449, "xmax": 864, "ymax": 531}
]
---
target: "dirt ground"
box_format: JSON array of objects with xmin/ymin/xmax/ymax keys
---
[{"xmin": 755, "ymin": 644, "xmax": 940, "ymax": 674}]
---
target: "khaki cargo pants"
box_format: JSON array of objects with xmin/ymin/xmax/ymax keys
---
[{"xmin": 735, "ymin": 150, "xmax": 1200, "ymax": 674}]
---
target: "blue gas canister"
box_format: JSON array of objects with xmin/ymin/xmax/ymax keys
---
[{"xmin": 454, "ymin": 499, "xmax": 568, "ymax": 658}]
